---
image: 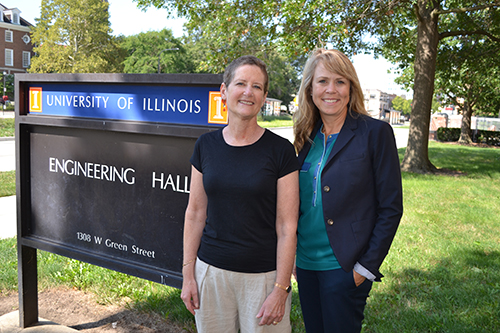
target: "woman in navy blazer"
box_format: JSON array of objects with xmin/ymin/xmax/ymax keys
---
[{"xmin": 293, "ymin": 48, "xmax": 403, "ymax": 332}]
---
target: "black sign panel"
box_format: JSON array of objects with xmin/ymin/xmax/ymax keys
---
[{"xmin": 28, "ymin": 126, "xmax": 193, "ymax": 285}]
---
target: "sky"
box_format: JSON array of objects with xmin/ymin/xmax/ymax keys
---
[{"xmin": 14, "ymin": 0, "xmax": 410, "ymax": 97}]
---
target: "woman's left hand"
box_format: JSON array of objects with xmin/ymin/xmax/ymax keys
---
[
  {"xmin": 353, "ymin": 270, "xmax": 366, "ymax": 287},
  {"xmin": 256, "ymin": 289, "xmax": 288, "ymax": 326}
]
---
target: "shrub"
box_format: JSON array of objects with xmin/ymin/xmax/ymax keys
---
[
  {"xmin": 437, "ymin": 127, "xmax": 500, "ymax": 146},
  {"xmin": 436, "ymin": 127, "xmax": 460, "ymax": 142},
  {"xmin": 474, "ymin": 129, "xmax": 500, "ymax": 146}
]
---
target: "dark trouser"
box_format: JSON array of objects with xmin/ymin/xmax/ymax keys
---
[{"xmin": 296, "ymin": 267, "xmax": 373, "ymax": 333}]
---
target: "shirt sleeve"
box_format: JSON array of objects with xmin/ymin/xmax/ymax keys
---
[
  {"xmin": 278, "ymin": 140, "xmax": 299, "ymax": 179},
  {"xmin": 190, "ymin": 136, "xmax": 203, "ymax": 173}
]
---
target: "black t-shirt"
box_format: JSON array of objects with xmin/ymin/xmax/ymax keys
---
[{"xmin": 190, "ymin": 128, "xmax": 298, "ymax": 273}]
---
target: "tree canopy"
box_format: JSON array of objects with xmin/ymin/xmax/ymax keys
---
[
  {"xmin": 30, "ymin": 0, "xmax": 124, "ymax": 73},
  {"xmin": 435, "ymin": 35, "xmax": 500, "ymax": 142},
  {"xmin": 120, "ymin": 29, "xmax": 195, "ymax": 73},
  {"xmin": 392, "ymin": 96, "xmax": 412, "ymax": 117},
  {"xmin": 135, "ymin": 0, "xmax": 500, "ymax": 173}
]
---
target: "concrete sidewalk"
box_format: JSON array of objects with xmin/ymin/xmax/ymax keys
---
[
  {"xmin": 0, "ymin": 312, "xmax": 77, "ymax": 333},
  {"xmin": 0, "ymin": 195, "xmax": 16, "ymax": 240}
]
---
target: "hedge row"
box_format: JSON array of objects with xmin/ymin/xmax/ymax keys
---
[{"xmin": 436, "ymin": 127, "xmax": 500, "ymax": 146}]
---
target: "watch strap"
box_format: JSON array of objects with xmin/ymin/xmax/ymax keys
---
[{"xmin": 274, "ymin": 282, "xmax": 291, "ymax": 293}]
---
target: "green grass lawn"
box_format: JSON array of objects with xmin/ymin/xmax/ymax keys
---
[
  {"xmin": 0, "ymin": 118, "xmax": 14, "ymax": 137},
  {"xmin": 257, "ymin": 114, "xmax": 294, "ymax": 128},
  {"xmin": 0, "ymin": 171, "xmax": 15, "ymax": 197},
  {"xmin": 1, "ymin": 137, "xmax": 499, "ymax": 331}
]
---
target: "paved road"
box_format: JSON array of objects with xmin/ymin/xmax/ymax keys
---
[
  {"xmin": 0, "ymin": 138, "xmax": 16, "ymax": 240},
  {"xmin": 0, "ymin": 126, "xmax": 409, "ymax": 240},
  {"xmin": 392, "ymin": 126, "xmax": 410, "ymax": 149},
  {"xmin": 0, "ymin": 139, "xmax": 15, "ymax": 172}
]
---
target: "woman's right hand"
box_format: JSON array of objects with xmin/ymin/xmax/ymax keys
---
[{"xmin": 180, "ymin": 276, "xmax": 199, "ymax": 315}]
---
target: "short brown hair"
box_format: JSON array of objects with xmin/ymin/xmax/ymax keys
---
[{"xmin": 223, "ymin": 55, "xmax": 269, "ymax": 94}]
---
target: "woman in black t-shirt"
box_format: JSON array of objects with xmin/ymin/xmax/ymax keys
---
[{"xmin": 180, "ymin": 56, "xmax": 299, "ymax": 333}]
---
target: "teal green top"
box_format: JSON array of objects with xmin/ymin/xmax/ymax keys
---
[{"xmin": 296, "ymin": 127, "xmax": 341, "ymax": 271}]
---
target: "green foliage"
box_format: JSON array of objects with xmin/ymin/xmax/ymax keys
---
[
  {"xmin": 0, "ymin": 74, "xmax": 14, "ymax": 100},
  {"xmin": 437, "ymin": 128, "xmax": 500, "ymax": 146},
  {"xmin": 437, "ymin": 127, "xmax": 461, "ymax": 142},
  {"xmin": 257, "ymin": 115, "xmax": 294, "ymax": 128},
  {"xmin": 0, "ymin": 171, "xmax": 15, "ymax": 197},
  {"xmin": 0, "ymin": 238, "xmax": 17, "ymax": 292},
  {"xmin": 0, "ymin": 118, "xmax": 14, "ymax": 137},
  {"xmin": 435, "ymin": 34, "xmax": 500, "ymax": 120},
  {"xmin": 180, "ymin": 27, "xmax": 304, "ymax": 105},
  {"xmin": 475, "ymin": 130, "xmax": 500, "ymax": 146},
  {"xmin": 29, "ymin": 0, "xmax": 125, "ymax": 73},
  {"xmin": 120, "ymin": 29, "xmax": 195, "ymax": 74},
  {"xmin": 264, "ymin": 51, "xmax": 303, "ymax": 106},
  {"xmin": 431, "ymin": 97, "xmax": 442, "ymax": 114},
  {"xmin": 391, "ymin": 96, "xmax": 411, "ymax": 116}
]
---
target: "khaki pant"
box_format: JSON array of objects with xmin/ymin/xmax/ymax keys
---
[{"xmin": 194, "ymin": 258, "xmax": 292, "ymax": 333}]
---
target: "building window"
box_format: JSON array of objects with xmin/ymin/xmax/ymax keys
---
[
  {"xmin": 23, "ymin": 52, "xmax": 31, "ymax": 68},
  {"xmin": 5, "ymin": 49, "xmax": 13, "ymax": 66},
  {"xmin": 5, "ymin": 30, "xmax": 13, "ymax": 42},
  {"xmin": 4, "ymin": 9, "xmax": 21, "ymax": 25}
]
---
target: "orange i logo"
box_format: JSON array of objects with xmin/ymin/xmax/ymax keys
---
[
  {"xmin": 29, "ymin": 87, "xmax": 43, "ymax": 113},
  {"xmin": 208, "ymin": 91, "xmax": 228, "ymax": 124}
]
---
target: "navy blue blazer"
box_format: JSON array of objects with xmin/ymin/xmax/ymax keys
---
[{"xmin": 297, "ymin": 113, "xmax": 403, "ymax": 281}]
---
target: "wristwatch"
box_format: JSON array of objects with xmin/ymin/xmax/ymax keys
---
[{"xmin": 274, "ymin": 282, "xmax": 291, "ymax": 293}]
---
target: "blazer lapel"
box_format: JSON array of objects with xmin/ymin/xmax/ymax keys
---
[{"xmin": 324, "ymin": 113, "xmax": 358, "ymax": 167}]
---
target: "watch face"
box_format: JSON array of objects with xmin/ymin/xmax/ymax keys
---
[{"xmin": 286, "ymin": 285, "xmax": 292, "ymax": 293}]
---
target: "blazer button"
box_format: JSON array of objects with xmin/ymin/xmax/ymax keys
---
[
  {"xmin": 327, "ymin": 219, "xmax": 334, "ymax": 225},
  {"xmin": 323, "ymin": 186, "xmax": 330, "ymax": 192}
]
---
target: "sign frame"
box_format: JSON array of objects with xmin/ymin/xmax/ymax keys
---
[{"xmin": 15, "ymin": 73, "xmax": 224, "ymax": 328}]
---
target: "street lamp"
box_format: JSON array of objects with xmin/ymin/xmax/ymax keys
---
[{"xmin": 157, "ymin": 48, "xmax": 179, "ymax": 74}]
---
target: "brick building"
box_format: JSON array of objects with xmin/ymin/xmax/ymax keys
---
[
  {"xmin": 363, "ymin": 88, "xmax": 402, "ymax": 125},
  {"xmin": 0, "ymin": 4, "xmax": 34, "ymax": 75}
]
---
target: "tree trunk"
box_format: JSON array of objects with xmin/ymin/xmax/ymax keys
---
[
  {"xmin": 458, "ymin": 100, "xmax": 473, "ymax": 144},
  {"xmin": 400, "ymin": 0, "xmax": 440, "ymax": 174}
]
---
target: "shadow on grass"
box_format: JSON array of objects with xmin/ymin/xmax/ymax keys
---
[{"xmin": 364, "ymin": 249, "xmax": 500, "ymax": 332}]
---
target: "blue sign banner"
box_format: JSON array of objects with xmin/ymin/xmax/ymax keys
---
[{"xmin": 28, "ymin": 83, "xmax": 227, "ymax": 126}]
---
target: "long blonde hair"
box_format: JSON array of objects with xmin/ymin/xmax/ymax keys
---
[{"xmin": 293, "ymin": 49, "xmax": 368, "ymax": 152}]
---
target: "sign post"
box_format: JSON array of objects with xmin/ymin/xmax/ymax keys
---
[{"xmin": 15, "ymin": 73, "xmax": 225, "ymax": 328}]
